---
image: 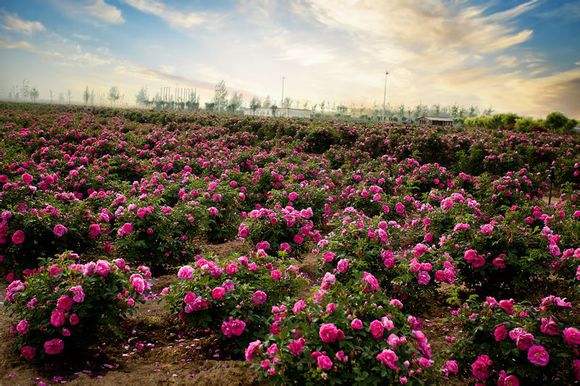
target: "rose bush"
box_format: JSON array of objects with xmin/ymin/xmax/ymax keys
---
[
  {"xmin": 164, "ymin": 254, "xmax": 308, "ymax": 353},
  {"xmin": 4, "ymin": 251, "xmax": 150, "ymax": 361}
]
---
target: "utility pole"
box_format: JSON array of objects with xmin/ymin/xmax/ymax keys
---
[
  {"xmin": 281, "ymin": 76, "xmax": 286, "ymax": 106},
  {"xmin": 382, "ymin": 70, "xmax": 389, "ymax": 120}
]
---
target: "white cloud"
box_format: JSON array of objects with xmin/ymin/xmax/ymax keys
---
[
  {"xmin": 123, "ymin": 0, "xmax": 205, "ymax": 28},
  {"xmin": 0, "ymin": 37, "xmax": 35, "ymax": 50},
  {"xmin": 53, "ymin": 0, "xmax": 124, "ymax": 25},
  {"xmin": 1, "ymin": 12, "xmax": 45, "ymax": 34}
]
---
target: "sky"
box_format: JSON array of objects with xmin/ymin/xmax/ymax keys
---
[{"xmin": 0, "ymin": 0, "xmax": 579, "ymax": 117}]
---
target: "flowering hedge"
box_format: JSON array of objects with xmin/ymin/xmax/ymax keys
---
[
  {"xmin": 164, "ymin": 254, "xmax": 308, "ymax": 352},
  {"xmin": 237, "ymin": 205, "xmax": 322, "ymax": 256},
  {"xmin": 4, "ymin": 252, "xmax": 150, "ymax": 361},
  {"xmin": 245, "ymin": 279, "xmax": 435, "ymax": 384},
  {"xmin": 445, "ymin": 296, "xmax": 579, "ymax": 384}
]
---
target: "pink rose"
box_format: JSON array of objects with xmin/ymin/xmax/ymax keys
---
[
  {"xmin": 130, "ymin": 274, "xmax": 146, "ymax": 294},
  {"xmin": 70, "ymin": 285, "xmax": 85, "ymax": 303},
  {"xmin": 322, "ymin": 251, "xmax": 336, "ymax": 263},
  {"xmin": 563, "ymin": 327, "xmax": 580, "ymax": 346},
  {"xmin": 56, "ymin": 295, "xmax": 73, "ymax": 311},
  {"xmin": 351, "ymin": 318, "xmax": 363, "ymax": 330},
  {"xmin": 177, "ymin": 265, "xmax": 194, "ymax": 280},
  {"xmin": 221, "ymin": 318, "xmax": 246, "ymax": 337},
  {"xmin": 117, "ymin": 222, "xmax": 134, "ymax": 237},
  {"xmin": 16, "ymin": 319, "xmax": 28, "ymax": 335},
  {"xmin": 50, "ymin": 309, "xmax": 66, "ymax": 327},
  {"xmin": 287, "ymin": 337, "xmax": 306, "ymax": 356},
  {"xmin": 494, "ymin": 324, "xmax": 508, "ymax": 341},
  {"xmin": 319, "ymin": 323, "xmax": 344, "ymax": 343},
  {"xmin": 11, "ymin": 230, "xmax": 25, "ymax": 245},
  {"xmin": 245, "ymin": 340, "xmax": 261, "ymax": 361},
  {"xmin": 317, "ymin": 354, "xmax": 333, "ymax": 370},
  {"xmin": 252, "ymin": 290, "xmax": 267, "ymax": 305},
  {"xmin": 362, "ymin": 271, "xmax": 380, "ymax": 292},
  {"xmin": 211, "ymin": 286, "xmax": 226, "ymax": 300},
  {"xmin": 53, "ymin": 224, "xmax": 68, "ymax": 237},
  {"xmin": 442, "ymin": 359, "xmax": 458, "ymax": 376},
  {"xmin": 464, "ymin": 249, "xmax": 485, "ymax": 269},
  {"xmin": 292, "ymin": 299, "xmax": 306, "ymax": 314},
  {"xmin": 498, "ymin": 299, "xmax": 514, "ymax": 315},
  {"xmin": 95, "ymin": 259, "xmax": 111, "ymax": 277},
  {"xmin": 515, "ymin": 332, "xmax": 534, "ymax": 351},
  {"xmin": 527, "ymin": 345, "xmax": 549, "ymax": 367},
  {"xmin": 369, "ymin": 319, "xmax": 384, "ymax": 339},
  {"xmin": 376, "ymin": 349, "xmax": 399, "ymax": 370},
  {"xmin": 471, "ymin": 354, "xmax": 492, "ymax": 381},
  {"xmin": 88, "ymin": 223, "xmax": 101, "ymax": 238},
  {"xmin": 336, "ymin": 258, "xmax": 349, "ymax": 273},
  {"xmin": 44, "ymin": 338, "xmax": 64, "ymax": 355},
  {"xmin": 498, "ymin": 370, "xmax": 520, "ymax": 386},
  {"xmin": 69, "ymin": 313, "xmax": 80, "ymax": 326},
  {"xmin": 335, "ymin": 350, "xmax": 348, "ymax": 363},
  {"xmin": 20, "ymin": 345, "xmax": 36, "ymax": 361},
  {"xmin": 539, "ymin": 317, "xmax": 559, "ymax": 336},
  {"xmin": 270, "ymin": 269, "xmax": 282, "ymax": 280},
  {"xmin": 492, "ymin": 254, "xmax": 506, "ymax": 269},
  {"xmin": 22, "ymin": 173, "xmax": 33, "ymax": 184}
]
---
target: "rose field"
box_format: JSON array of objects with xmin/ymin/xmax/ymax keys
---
[{"xmin": 0, "ymin": 102, "xmax": 578, "ymax": 385}]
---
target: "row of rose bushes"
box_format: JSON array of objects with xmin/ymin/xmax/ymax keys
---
[
  {"xmin": 11, "ymin": 251, "xmax": 575, "ymax": 384},
  {"xmin": 3, "ymin": 103, "xmax": 576, "ymax": 186},
  {"xmin": 1, "ymin": 162, "xmax": 566, "ymax": 279},
  {"xmin": 5, "ymin": 252, "xmax": 150, "ymax": 362}
]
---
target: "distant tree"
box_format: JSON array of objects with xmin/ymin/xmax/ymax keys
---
[
  {"xmin": 227, "ymin": 92, "xmax": 243, "ymax": 112},
  {"xmin": 186, "ymin": 90, "xmax": 199, "ymax": 110},
  {"xmin": 397, "ymin": 104, "xmax": 405, "ymax": 118},
  {"xmin": 30, "ymin": 87, "xmax": 39, "ymax": 103},
  {"xmin": 545, "ymin": 111, "xmax": 576, "ymax": 133},
  {"xmin": 58, "ymin": 93, "xmax": 65, "ymax": 104},
  {"xmin": 271, "ymin": 104, "xmax": 278, "ymax": 117},
  {"xmin": 21, "ymin": 80, "xmax": 30, "ymax": 100},
  {"xmin": 205, "ymin": 102, "xmax": 216, "ymax": 112},
  {"xmin": 135, "ymin": 87, "xmax": 149, "ymax": 107},
  {"xmin": 213, "ymin": 80, "xmax": 228, "ymax": 112},
  {"xmin": 262, "ymin": 96, "xmax": 272, "ymax": 108},
  {"xmin": 108, "ymin": 86, "xmax": 120, "ymax": 106},
  {"xmin": 250, "ymin": 97, "xmax": 261, "ymax": 112},
  {"xmin": 83, "ymin": 86, "xmax": 91, "ymax": 105},
  {"xmin": 482, "ymin": 107, "xmax": 494, "ymax": 116}
]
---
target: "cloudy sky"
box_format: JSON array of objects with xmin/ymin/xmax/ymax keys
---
[{"xmin": 0, "ymin": 0, "xmax": 579, "ymax": 117}]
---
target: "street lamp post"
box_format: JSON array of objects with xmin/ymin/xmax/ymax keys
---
[
  {"xmin": 382, "ymin": 70, "xmax": 389, "ymax": 121},
  {"xmin": 281, "ymin": 76, "xmax": 286, "ymax": 107}
]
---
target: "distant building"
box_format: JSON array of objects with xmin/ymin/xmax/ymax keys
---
[
  {"xmin": 417, "ymin": 116, "xmax": 454, "ymax": 126},
  {"xmin": 243, "ymin": 107, "xmax": 312, "ymax": 119}
]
